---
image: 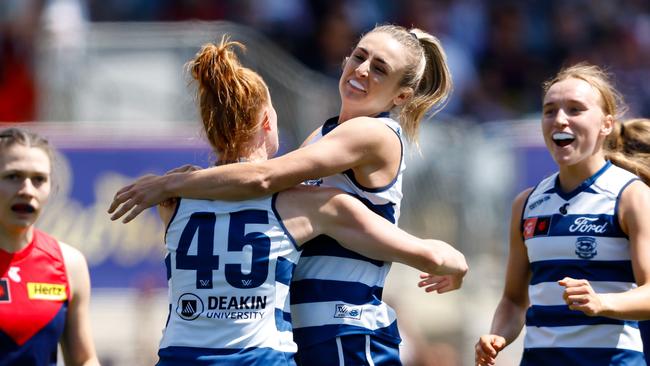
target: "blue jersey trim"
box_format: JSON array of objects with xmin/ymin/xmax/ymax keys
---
[
  {"xmin": 275, "ymin": 308, "xmax": 293, "ymax": 333},
  {"xmin": 165, "ymin": 253, "xmax": 172, "ymax": 281},
  {"xmin": 164, "ymin": 197, "xmax": 183, "ymax": 243},
  {"xmin": 157, "ymin": 346, "xmax": 296, "ymax": 366},
  {"xmin": 614, "ymin": 177, "xmax": 639, "ymax": 240},
  {"xmin": 526, "ymin": 305, "xmax": 638, "ymax": 328},
  {"xmin": 275, "ymin": 256, "xmax": 296, "ymax": 286},
  {"xmin": 271, "ymin": 193, "xmax": 300, "ymax": 251},
  {"xmin": 520, "ymin": 184, "xmax": 541, "ymax": 238},
  {"xmin": 550, "ymin": 161, "xmax": 612, "ymax": 200},
  {"xmin": 290, "ymin": 279, "xmax": 384, "ymax": 305},
  {"xmin": 530, "ymin": 259, "xmax": 635, "ymax": 285},
  {"xmin": 347, "ymin": 193, "xmax": 396, "ymax": 223},
  {"xmin": 521, "ymin": 347, "xmax": 645, "ymax": 366},
  {"xmin": 165, "ymin": 303, "xmax": 171, "ymax": 328}
]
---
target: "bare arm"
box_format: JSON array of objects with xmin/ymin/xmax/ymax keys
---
[
  {"xmin": 561, "ymin": 180, "xmax": 650, "ymax": 320},
  {"xmin": 109, "ymin": 117, "xmax": 397, "ymax": 223},
  {"xmin": 59, "ymin": 243, "xmax": 100, "ymax": 366},
  {"xmin": 476, "ymin": 188, "xmax": 532, "ymax": 366},
  {"xmin": 276, "ymin": 187, "xmax": 468, "ymax": 278}
]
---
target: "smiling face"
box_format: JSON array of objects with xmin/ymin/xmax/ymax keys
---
[
  {"xmin": 338, "ymin": 31, "xmax": 413, "ymax": 121},
  {"xmin": 542, "ymin": 77, "xmax": 613, "ymax": 168},
  {"xmin": 0, "ymin": 144, "xmax": 52, "ymax": 234}
]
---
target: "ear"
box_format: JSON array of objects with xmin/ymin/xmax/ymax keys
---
[
  {"xmin": 261, "ymin": 110, "xmax": 271, "ymax": 131},
  {"xmin": 601, "ymin": 114, "xmax": 614, "ymax": 136},
  {"xmin": 393, "ymin": 87, "xmax": 414, "ymax": 107}
]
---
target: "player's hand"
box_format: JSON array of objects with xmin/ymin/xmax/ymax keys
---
[
  {"xmin": 417, "ymin": 273, "xmax": 463, "ymax": 294},
  {"xmin": 475, "ymin": 335, "xmax": 506, "ymax": 366},
  {"xmin": 165, "ymin": 164, "xmax": 202, "ymax": 175},
  {"xmin": 108, "ymin": 174, "xmax": 170, "ymax": 223},
  {"xmin": 559, "ymin": 277, "xmax": 607, "ymax": 316}
]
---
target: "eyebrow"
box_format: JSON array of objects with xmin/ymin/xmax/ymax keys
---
[{"xmin": 356, "ymin": 47, "xmax": 391, "ymax": 69}]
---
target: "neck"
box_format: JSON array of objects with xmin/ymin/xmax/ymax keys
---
[
  {"xmin": 557, "ymin": 155, "xmax": 607, "ymax": 193},
  {"xmin": 220, "ymin": 147, "xmax": 269, "ymax": 165},
  {"xmin": 0, "ymin": 225, "xmax": 34, "ymax": 253},
  {"xmin": 246, "ymin": 147, "xmax": 269, "ymax": 162}
]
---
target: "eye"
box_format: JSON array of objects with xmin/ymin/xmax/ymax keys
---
[
  {"xmin": 568, "ymin": 106, "xmax": 584, "ymax": 115},
  {"xmin": 353, "ymin": 54, "xmax": 365, "ymax": 62},
  {"xmin": 372, "ymin": 64, "xmax": 387, "ymax": 74},
  {"xmin": 32, "ymin": 175, "xmax": 48, "ymax": 184},
  {"xmin": 4, "ymin": 173, "xmax": 20, "ymax": 181},
  {"xmin": 543, "ymin": 107, "xmax": 556, "ymax": 117}
]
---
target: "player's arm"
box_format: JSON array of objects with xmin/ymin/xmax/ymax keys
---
[
  {"xmin": 59, "ymin": 243, "xmax": 100, "ymax": 366},
  {"xmin": 562, "ymin": 180, "xmax": 650, "ymax": 320},
  {"xmin": 476, "ymin": 188, "xmax": 532, "ymax": 366},
  {"xmin": 109, "ymin": 117, "xmax": 397, "ymax": 223},
  {"xmin": 276, "ymin": 186, "xmax": 468, "ymax": 278}
]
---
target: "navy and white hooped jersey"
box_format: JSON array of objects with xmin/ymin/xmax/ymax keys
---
[
  {"xmin": 158, "ymin": 195, "xmax": 301, "ymax": 366},
  {"xmin": 291, "ymin": 113, "xmax": 406, "ymax": 349},
  {"xmin": 521, "ymin": 161, "xmax": 645, "ymax": 365}
]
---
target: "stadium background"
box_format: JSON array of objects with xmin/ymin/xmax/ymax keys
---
[{"xmin": 1, "ymin": 1, "xmax": 649, "ymax": 365}]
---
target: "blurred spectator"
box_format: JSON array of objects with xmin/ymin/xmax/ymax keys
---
[
  {"xmin": 0, "ymin": 0, "xmax": 43, "ymax": 122},
  {"xmin": 2, "ymin": 0, "xmax": 650, "ymax": 123}
]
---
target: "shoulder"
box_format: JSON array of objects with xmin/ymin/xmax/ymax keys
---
[
  {"xmin": 58, "ymin": 241, "xmax": 90, "ymax": 294},
  {"xmin": 618, "ymin": 180, "xmax": 650, "ymax": 235},
  {"xmin": 619, "ymin": 179, "xmax": 650, "ymax": 208},
  {"xmin": 59, "ymin": 242, "xmax": 89, "ymax": 273},
  {"xmin": 512, "ymin": 187, "xmax": 535, "ymax": 214}
]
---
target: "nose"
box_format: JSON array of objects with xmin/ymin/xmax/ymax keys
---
[
  {"xmin": 554, "ymin": 108, "xmax": 570, "ymax": 127},
  {"xmin": 355, "ymin": 60, "xmax": 370, "ymax": 77},
  {"xmin": 17, "ymin": 178, "xmax": 36, "ymax": 197}
]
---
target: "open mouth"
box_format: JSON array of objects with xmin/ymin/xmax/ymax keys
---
[
  {"xmin": 552, "ymin": 132, "xmax": 575, "ymax": 147},
  {"xmin": 348, "ymin": 79, "xmax": 366, "ymax": 92},
  {"xmin": 11, "ymin": 204, "xmax": 36, "ymax": 214}
]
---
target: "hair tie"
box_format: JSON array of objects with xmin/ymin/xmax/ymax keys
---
[{"xmin": 409, "ymin": 32, "xmax": 418, "ymax": 41}]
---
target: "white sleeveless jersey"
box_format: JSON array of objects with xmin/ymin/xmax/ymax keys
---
[
  {"xmin": 291, "ymin": 113, "xmax": 406, "ymax": 348},
  {"xmin": 158, "ymin": 195, "xmax": 301, "ymax": 365},
  {"xmin": 521, "ymin": 162, "xmax": 645, "ymax": 365}
]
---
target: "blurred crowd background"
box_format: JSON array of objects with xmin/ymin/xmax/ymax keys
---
[
  {"xmin": 2, "ymin": 1, "xmax": 650, "ymax": 366},
  {"xmin": 2, "ymin": 0, "xmax": 650, "ymax": 123}
]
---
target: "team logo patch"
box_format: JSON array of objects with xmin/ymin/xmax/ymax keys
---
[
  {"xmin": 176, "ymin": 293, "xmax": 204, "ymax": 321},
  {"xmin": 523, "ymin": 216, "xmax": 551, "ymax": 239},
  {"xmin": 8, "ymin": 267, "xmax": 21, "ymax": 282},
  {"xmin": 334, "ymin": 304, "xmax": 362, "ymax": 320},
  {"xmin": 303, "ymin": 178, "xmax": 323, "ymax": 187},
  {"xmin": 528, "ymin": 195, "xmax": 550, "ymax": 211},
  {"xmin": 27, "ymin": 283, "xmax": 67, "ymax": 301},
  {"xmin": 0, "ymin": 279, "xmax": 10, "ymax": 302},
  {"xmin": 575, "ymin": 237, "xmax": 598, "ymax": 259}
]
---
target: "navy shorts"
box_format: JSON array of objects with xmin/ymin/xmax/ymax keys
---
[{"xmin": 295, "ymin": 334, "xmax": 401, "ymax": 366}]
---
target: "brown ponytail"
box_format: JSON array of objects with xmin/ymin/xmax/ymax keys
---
[{"xmin": 187, "ymin": 35, "xmax": 269, "ymax": 164}]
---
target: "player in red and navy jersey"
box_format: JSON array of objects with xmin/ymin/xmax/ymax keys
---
[{"xmin": 0, "ymin": 128, "xmax": 99, "ymax": 366}]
